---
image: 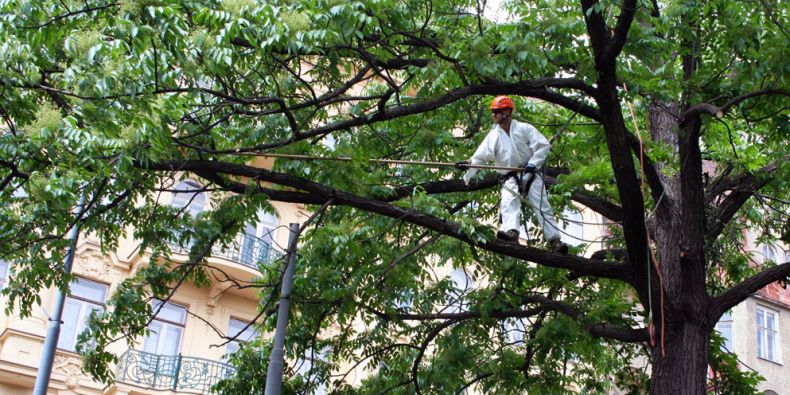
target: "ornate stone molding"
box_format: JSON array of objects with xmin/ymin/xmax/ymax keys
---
[
  {"xmin": 73, "ymin": 249, "xmax": 112, "ymax": 279},
  {"xmin": 53, "ymin": 353, "xmax": 83, "ymax": 390},
  {"xmin": 206, "ymin": 282, "xmax": 234, "ymax": 314}
]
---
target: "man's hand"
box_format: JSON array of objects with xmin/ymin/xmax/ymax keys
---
[
  {"xmin": 455, "ymin": 160, "xmax": 470, "ymax": 170},
  {"xmin": 523, "ymin": 163, "xmax": 538, "ymax": 173}
]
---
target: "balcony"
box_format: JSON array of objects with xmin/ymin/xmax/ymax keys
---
[
  {"xmin": 116, "ymin": 349, "xmax": 235, "ymax": 393},
  {"xmin": 169, "ymin": 234, "xmax": 283, "ymax": 270}
]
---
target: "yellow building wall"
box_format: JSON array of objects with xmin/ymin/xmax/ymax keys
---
[{"xmin": 0, "ymin": 175, "xmax": 309, "ymax": 394}]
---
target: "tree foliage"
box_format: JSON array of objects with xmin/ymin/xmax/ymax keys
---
[{"xmin": 0, "ymin": 0, "xmax": 787, "ymax": 393}]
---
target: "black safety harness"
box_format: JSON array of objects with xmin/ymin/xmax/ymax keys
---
[
  {"xmin": 500, "ymin": 166, "xmax": 538, "ymax": 195},
  {"xmin": 498, "ymin": 166, "xmax": 541, "ymax": 239}
]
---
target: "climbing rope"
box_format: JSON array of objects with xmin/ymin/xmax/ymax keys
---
[{"xmin": 624, "ymin": 84, "xmax": 666, "ymax": 357}]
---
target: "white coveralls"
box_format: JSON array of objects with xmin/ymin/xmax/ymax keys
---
[{"xmin": 463, "ymin": 120, "xmax": 561, "ymax": 242}]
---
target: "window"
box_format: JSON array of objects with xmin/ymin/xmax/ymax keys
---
[
  {"xmin": 761, "ymin": 245, "xmax": 777, "ymax": 263},
  {"xmin": 144, "ymin": 300, "xmax": 187, "ymax": 356},
  {"xmin": 58, "ymin": 277, "xmax": 108, "ymax": 351},
  {"xmin": 141, "ymin": 300, "xmax": 187, "ymax": 378},
  {"xmin": 171, "ymin": 180, "xmax": 206, "ymax": 217},
  {"xmin": 239, "ymin": 210, "xmax": 278, "ymax": 266},
  {"xmin": 170, "ymin": 180, "xmax": 207, "ymax": 250},
  {"xmin": 295, "ymin": 347, "xmax": 328, "ymax": 395},
  {"xmin": 0, "ymin": 259, "xmax": 9, "ymax": 292},
  {"xmin": 715, "ymin": 311, "xmax": 733, "ymax": 352},
  {"xmin": 756, "ymin": 306, "xmax": 779, "ymax": 363},
  {"xmin": 447, "ymin": 269, "xmax": 473, "ymax": 313},
  {"xmin": 225, "ymin": 318, "xmax": 259, "ymax": 357}
]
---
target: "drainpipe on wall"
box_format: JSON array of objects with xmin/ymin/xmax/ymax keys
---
[
  {"xmin": 33, "ymin": 192, "xmax": 88, "ymax": 395},
  {"xmin": 265, "ymin": 223, "xmax": 300, "ymax": 395}
]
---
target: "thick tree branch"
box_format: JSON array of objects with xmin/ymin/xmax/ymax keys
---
[
  {"xmin": 594, "ymin": 89, "xmax": 651, "ymax": 305},
  {"xmin": 677, "ymin": 117, "xmax": 708, "ymax": 319},
  {"xmin": 679, "ymin": 88, "xmax": 790, "ymax": 127},
  {"xmin": 143, "ymin": 159, "xmax": 633, "ymax": 282},
  {"xmin": 594, "ymin": 87, "xmax": 652, "ymax": 316},
  {"xmin": 705, "ymin": 158, "xmax": 785, "ymax": 241},
  {"xmin": 709, "ymin": 262, "xmax": 790, "ymax": 324},
  {"xmin": 580, "ymin": 0, "xmax": 611, "ymax": 61},
  {"xmin": 379, "ymin": 294, "xmax": 648, "ymax": 343},
  {"xmin": 603, "ymin": 0, "xmax": 638, "ymax": 63},
  {"xmin": 569, "ymin": 190, "xmax": 624, "ymax": 223},
  {"xmin": 385, "ymin": 167, "xmax": 623, "ymax": 222},
  {"xmin": 203, "ymin": 79, "xmax": 601, "ymax": 154}
]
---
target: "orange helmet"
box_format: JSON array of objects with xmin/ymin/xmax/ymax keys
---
[{"xmin": 490, "ymin": 95, "xmax": 515, "ymax": 111}]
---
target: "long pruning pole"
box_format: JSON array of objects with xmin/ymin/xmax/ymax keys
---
[{"xmin": 258, "ymin": 153, "xmax": 527, "ymax": 172}]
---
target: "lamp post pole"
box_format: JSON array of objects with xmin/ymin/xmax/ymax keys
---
[
  {"xmin": 33, "ymin": 192, "xmax": 88, "ymax": 395},
  {"xmin": 264, "ymin": 223, "xmax": 300, "ymax": 395}
]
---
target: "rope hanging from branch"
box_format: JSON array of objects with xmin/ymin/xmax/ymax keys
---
[{"xmin": 624, "ymin": 83, "xmax": 666, "ymax": 357}]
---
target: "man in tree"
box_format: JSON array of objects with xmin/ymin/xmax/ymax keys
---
[{"xmin": 456, "ymin": 96, "xmax": 568, "ymax": 253}]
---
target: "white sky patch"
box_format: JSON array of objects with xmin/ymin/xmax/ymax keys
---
[{"xmin": 482, "ymin": 0, "xmax": 517, "ymax": 24}]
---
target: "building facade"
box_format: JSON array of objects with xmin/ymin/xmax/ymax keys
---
[
  {"xmin": 715, "ymin": 238, "xmax": 790, "ymax": 394},
  {"xmin": 0, "ymin": 173, "xmax": 309, "ymax": 394}
]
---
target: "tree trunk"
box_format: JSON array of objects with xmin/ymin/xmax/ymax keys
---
[
  {"xmin": 651, "ymin": 320, "xmax": 709, "ymax": 394},
  {"xmin": 647, "ymin": 101, "xmax": 711, "ymax": 394},
  {"xmin": 648, "ymin": 101, "xmax": 683, "ymax": 301}
]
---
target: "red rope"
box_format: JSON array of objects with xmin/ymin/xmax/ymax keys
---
[{"xmin": 624, "ymin": 84, "xmax": 666, "ymax": 357}]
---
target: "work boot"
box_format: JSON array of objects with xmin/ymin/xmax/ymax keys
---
[
  {"xmin": 496, "ymin": 229, "xmax": 519, "ymax": 242},
  {"xmin": 548, "ymin": 238, "xmax": 569, "ymax": 254}
]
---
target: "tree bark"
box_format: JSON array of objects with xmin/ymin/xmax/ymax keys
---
[
  {"xmin": 651, "ymin": 320, "xmax": 709, "ymax": 394},
  {"xmin": 648, "ymin": 101, "xmax": 682, "ymax": 302},
  {"xmin": 647, "ymin": 100, "xmax": 711, "ymax": 394}
]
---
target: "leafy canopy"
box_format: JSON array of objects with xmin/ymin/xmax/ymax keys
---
[{"xmin": 0, "ymin": 0, "xmax": 787, "ymax": 393}]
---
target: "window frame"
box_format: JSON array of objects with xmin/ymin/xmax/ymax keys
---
[
  {"xmin": 143, "ymin": 299, "xmax": 188, "ymax": 356},
  {"xmin": 170, "ymin": 180, "xmax": 207, "ymax": 217},
  {"xmin": 57, "ymin": 277, "xmax": 109, "ymax": 352},
  {"xmin": 761, "ymin": 245, "xmax": 778, "ymax": 263},
  {"xmin": 225, "ymin": 317, "xmax": 259, "ymax": 357},
  {"xmin": 715, "ymin": 311, "xmax": 734, "ymax": 352},
  {"xmin": 0, "ymin": 259, "xmax": 9, "ymax": 292},
  {"xmin": 239, "ymin": 209, "xmax": 279, "ymax": 265},
  {"xmin": 756, "ymin": 305, "xmax": 780, "ymax": 363}
]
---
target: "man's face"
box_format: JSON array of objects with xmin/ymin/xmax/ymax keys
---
[{"xmin": 491, "ymin": 108, "xmax": 509, "ymax": 124}]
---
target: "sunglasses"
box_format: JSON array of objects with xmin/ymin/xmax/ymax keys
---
[{"xmin": 491, "ymin": 109, "xmax": 506, "ymax": 115}]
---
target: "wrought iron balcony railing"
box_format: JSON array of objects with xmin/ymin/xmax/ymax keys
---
[
  {"xmin": 168, "ymin": 233, "xmax": 283, "ymax": 270},
  {"xmin": 215, "ymin": 234, "xmax": 283, "ymax": 268},
  {"xmin": 116, "ymin": 349, "xmax": 235, "ymax": 393}
]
